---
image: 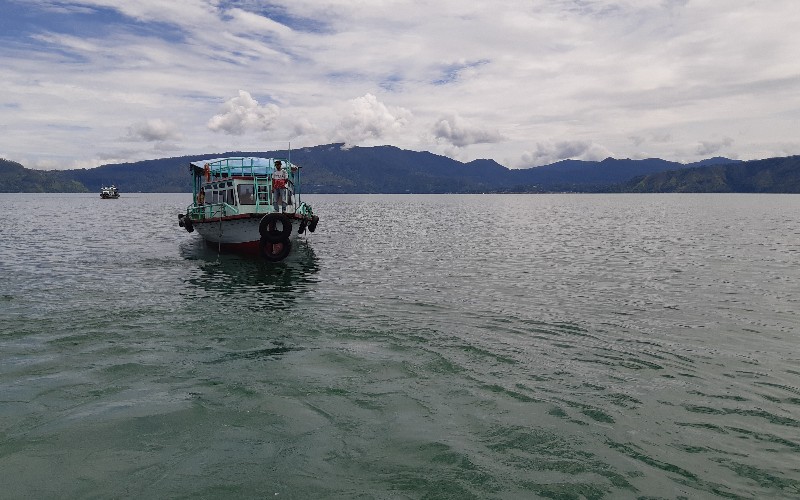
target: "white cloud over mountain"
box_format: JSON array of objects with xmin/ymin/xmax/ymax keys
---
[
  {"xmin": 207, "ymin": 91, "xmax": 281, "ymax": 135},
  {"xmin": 1, "ymin": 0, "xmax": 799, "ymax": 169},
  {"xmin": 332, "ymin": 93, "xmax": 411, "ymax": 145},
  {"xmin": 432, "ymin": 114, "xmax": 503, "ymax": 148}
]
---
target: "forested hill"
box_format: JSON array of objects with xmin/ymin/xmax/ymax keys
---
[
  {"xmin": 623, "ymin": 155, "xmax": 800, "ymax": 193},
  {"xmin": 3, "ymin": 144, "xmax": 798, "ymax": 193},
  {"xmin": 0, "ymin": 158, "xmax": 88, "ymax": 192}
]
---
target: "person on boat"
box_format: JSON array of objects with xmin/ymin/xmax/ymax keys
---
[
  {"xmin": 197, "ymin": 187, "xmax": 205, "ymax": 205},
  {"xmin": 272, "ymin": 160, "xmax": 289, "ymax": 212}
]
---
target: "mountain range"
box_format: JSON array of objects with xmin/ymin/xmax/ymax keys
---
[{"xmin": 2, "ymin": 143, "xmax": 799, "ymax": 193}]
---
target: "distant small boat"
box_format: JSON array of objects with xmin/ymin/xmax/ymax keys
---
[
  {"xmin": 177, "ymin": 157, "xmax": 319, "ymax": 261},
  {"xmin": 100, "ymin": 185, "xmax": 120, "ymax": 199}
]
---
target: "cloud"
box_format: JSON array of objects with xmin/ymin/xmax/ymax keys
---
[
  {"xmin": 207, "ymin": 90, "xmax": 280, "ymax": 135},
  {"xmin": 292, "ymin": 118, "xmax": 317, "ymax": 137},
  {"xmin": 153, "ymin": 142, "xmax": 181, "ymax": 152},
  {"xmin": 629, "ymin": 135, "xmax": 646, "ymax": 147},
  {"xmin": 521, "ymin": 141, "xmax": 613, "ymax": 167},
  {"xmin": 125, "ymin": 118, "xmax": 182, "ymax": 142},
  {"xmin": 432, "ymin": 114, "xmax": 503, "ymax": 148},
  {"xmin": 3, "ymin": 0, "xmax": 800, "ymax": 169},
  {"xmin": 696, "ymin": 137, "xmax": 733, "ymax": 156},
  {"xmin": 332, "ymin": 93, "xmax": 411, "ymax": 145},
  {"xmin": 628, "ymin": 132, "xmax": 673, "ymax": 150}
]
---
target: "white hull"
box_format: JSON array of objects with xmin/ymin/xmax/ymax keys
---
[
  {"xmin": 194, "ymin": 216, "xmax": 301, "ymax": 244},
  {"xmin": 188, "ymin": 214, "xmax": 310, "ymax": 257}
]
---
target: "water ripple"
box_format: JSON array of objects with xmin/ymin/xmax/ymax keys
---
[{"xmin": 2, "ymin": 193, "xmax": 799, "ymax": 497}]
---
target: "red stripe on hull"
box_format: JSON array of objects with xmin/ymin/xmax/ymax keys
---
[{"xmin": 204, "ymin": 239, "xmax": 261, "ymax": 256}]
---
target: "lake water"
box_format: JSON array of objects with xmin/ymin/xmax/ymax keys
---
[{"xmin": 1, "ymin": 193, "xmax": 798, "ymax": 499}]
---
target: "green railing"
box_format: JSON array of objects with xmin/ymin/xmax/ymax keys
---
[
  {"xmin": 205, "ymin": 157, "xmax": 290, "ymax": 178},
  {"xmin": 188, "ymin": 202, "xmax": 239, "ymax": 220}
]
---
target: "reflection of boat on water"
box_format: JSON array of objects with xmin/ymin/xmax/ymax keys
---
[
  {"xmin": 180, "ymin": 237, "xmax": 319, "ymax": 307},
  {"xmin": 177, "ymin": 156, "xmax": 320, "ymax": 262},
  {"xmin": 100, "ymin": 185, "xmax": 120, "ymax": 199}
]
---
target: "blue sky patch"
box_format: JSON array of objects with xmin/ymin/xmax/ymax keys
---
[
  {"xmin": 0, "ymin": 1, "xmax": 186, "ymax": 44},
  {"xmin": 433, "ymin": 59, "xmax": 490, "ymax": 86}
]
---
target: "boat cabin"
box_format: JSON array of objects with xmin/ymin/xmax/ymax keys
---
[{"xmin": 187, "ymin": 157, "xmax": 302, "ymax": 220}]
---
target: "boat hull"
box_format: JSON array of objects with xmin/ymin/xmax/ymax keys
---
[
  {"xmin": 192, "ymin": 214, "xmax": 304, "ymax": 256},
  {"xmin": 177, "ymin": 156, "xmax": 319, "ymax": 261}
]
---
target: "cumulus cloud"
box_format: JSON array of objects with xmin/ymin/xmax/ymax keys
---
[
  {"xmin": 207, "ymin": 90, "xmax": 280, "ymax": 135},
  {"xmin": 432, "ymin": 114, "xmax": 504, "ymax": 148},
  {"xmin": 292, "ymin": 118, "xmax": 317, "ymax": 137},
  {"xmin": 332, "ymin": 93, "xmax": 411, "ymax": 145},
  {"xmin": 521, "ymin": 141, "xmax": 613, "ymax": 167},
  {"xmin": 696, "ymin": 137, "xmax": 733, "ymax": 156},
  {"xmin": 124, "ymin": 119, "xmax": 182, "ymax": 142}
]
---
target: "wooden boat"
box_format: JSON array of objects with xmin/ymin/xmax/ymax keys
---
[{"xmin": 178, "ymin": 157, "xmax": 318, "ymax": 261}]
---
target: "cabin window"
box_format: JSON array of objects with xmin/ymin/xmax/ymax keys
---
[
  {"xmin": 238, "ymin": 184, "xmax": 255, "ymax": 205},
  {"xmin": 227, "ymin": 189, "xmax": 234, "ymax": 204}
]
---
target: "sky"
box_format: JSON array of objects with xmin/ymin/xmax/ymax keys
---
[{"xmin": 1, "ymin": 0, "xmax": 799, "ymax": 170}]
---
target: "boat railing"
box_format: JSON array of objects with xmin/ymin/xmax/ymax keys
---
[
  {"xmin": 188, "ymin": 202, "xmax": 240, "ymax": 220},
  {"xmin": 207, "ymin": 157, "xmax": 286, "ymax": 179}
]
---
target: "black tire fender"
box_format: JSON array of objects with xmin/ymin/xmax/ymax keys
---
[
  {"xmin": 259, "ymin": 213, "xmax": 292, "ymax": 243},
  {"xmin": 308, "ymin": 215, "xmax": 319, "ymax": 233},
  {"xmin": 259, "ymin": 237, "xmax": 292, "ymax": 262}
]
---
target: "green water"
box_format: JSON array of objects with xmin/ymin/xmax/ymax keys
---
[{"xmin": 1, "ymin": 193, "xmax": 798, "ymax": 498}]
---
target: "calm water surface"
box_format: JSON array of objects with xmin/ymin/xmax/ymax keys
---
[{"xmin": 1, "ymin": 193, "xmax": 799, "ymax": 499}]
